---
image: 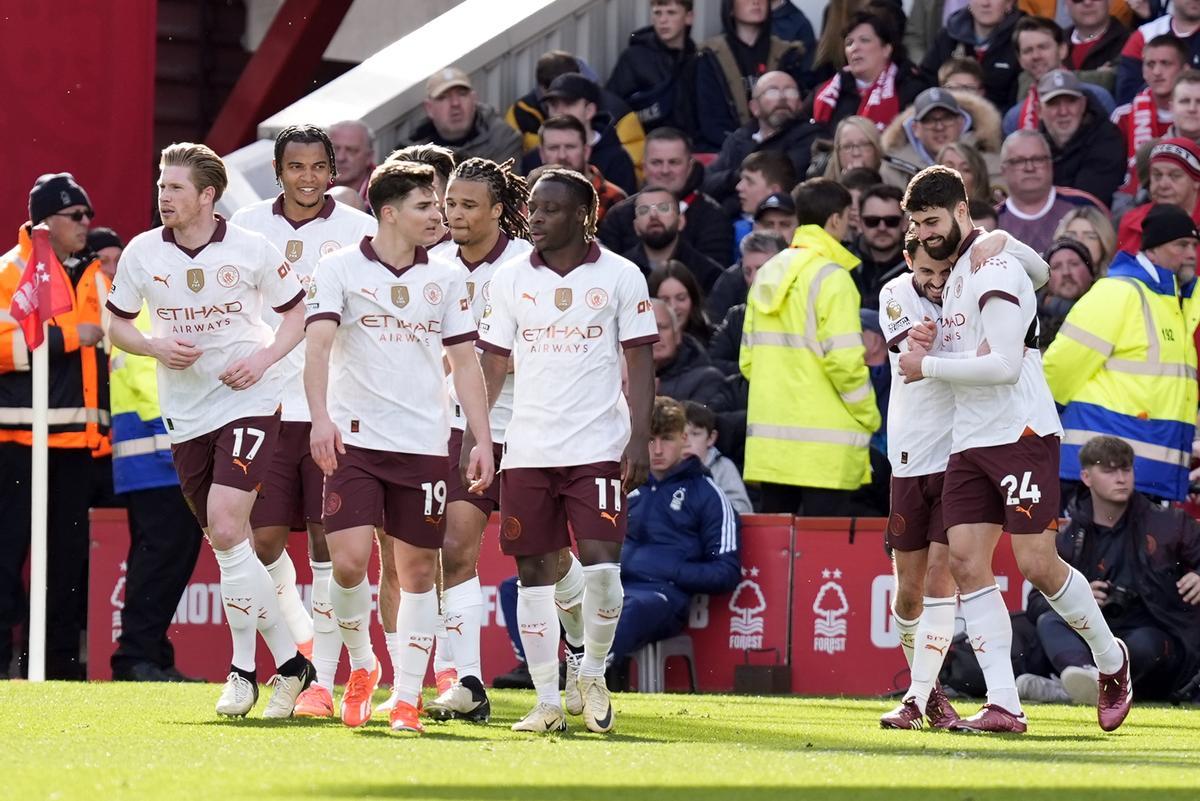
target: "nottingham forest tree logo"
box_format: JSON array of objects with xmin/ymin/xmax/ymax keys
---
[
  {"xmin": 728, "ymin": 566, "xmax": 766, "ymax": 649},
  {"xmin": 812, "ymin": 568, "xmax": 849, "ymax": 655}
]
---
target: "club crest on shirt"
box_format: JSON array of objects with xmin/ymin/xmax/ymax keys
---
[
  {"xmin": 285, "ymin": 240, "xmax": 303, "ymax": 262},
  {"xmin": 424, "ymin": 282, "xmax": 443, "ymax": 304},
  {"xmin": 555, "ymin": 287, "xmax": 573, "ymax": 311},
  {"xmin": 217, "ymin": 265, "xmax": 240, "ymax": 288},
  {"xmin": 320, "ymin": 240, "xmax": 340, "ymax": 256},
  {"xmin": 391, "ymin": 285, "xmax": 410, "ymax": 308},
  {"xmin": 481, "ymin": 280, "xmax": 491, "ymax": 301},
  {"xmin": 186, "ymin": 268, "xmax": 205, "ymax": 293},
  {"xmin": 586, "ymin": 287, "xmax": 609, "ymax": 310},
  {"xmin": 954, "ymin": 276, "xmax": 963, "ymax": 298}
]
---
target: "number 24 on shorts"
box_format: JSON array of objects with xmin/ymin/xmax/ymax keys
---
[{"xmin": 1001, "ymin": 471, "xmax": 1041, "ymax": 506}]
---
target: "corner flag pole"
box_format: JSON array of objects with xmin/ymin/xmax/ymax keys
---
[{"xmin": 28, "ymin": 321, "xmax": 49, "ymax": 682}]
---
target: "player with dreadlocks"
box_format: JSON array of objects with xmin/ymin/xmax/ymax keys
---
[
  {"xmin": 228, "ymin": 124, "xmax": 376, "ymax": 718},
  {"xmin": 424, "ymin": 157, "xmax": 533, "ymax": 723},
  {"xmin": 468, "ymin": 167, "xmax": 658, "ymax": 733}
]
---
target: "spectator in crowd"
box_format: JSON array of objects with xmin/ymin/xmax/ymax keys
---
[
  {"xmin": 937, "ymin": 56, "xmax": 988, "ymax": 96},
  {"xmin": 1116, "ymin": 138, "xmax": 1200, "ymax": 252},
  {"xmin": 1115, "ymin": 0, "xmax": 1200, "ymax": 105},
  {"xmin": 652, "ymin": 299, "xmax": 729, "ymax": 408},
  {"xmin": 741, "ymin": 177, "xmax": 879, "ymax": 515},
  {"xmin": 329, "ymin": 120, "xmax": 376, "ymax": 205},
  {"xmin": 848, "ymin": 184, "xmax": 906, "ymax": 310},
  {"xmin": 995, "ymin": 129, "xmax": 1108, "ymax": 254},
  {"xmin": 937, "ymin": 142, "xmax": 997, "ymax": 204},
  {"xmin": 607, "ymin": 0, "xmax": 699, "ymax": 132},
  {"xmin": 703, "ymin": 71, "xmax": 817, "ymax": 210},
  {"xmin": 1168, "ymin": 68, "xmax": 1200, "ymax": 143},
  {"xmin": 1038, "ymin": 237, "xmax": 1098, "ymax": 347},
  {"xmin": 1044, "ymin": 204, "xmax": 1200, "ymax": 503},
  {"xmin": 683, "ymin": 400, "xmax": 753, "ymax": 514},
  {"xmin": 1055, "ymin": 205, "xmax": 1118, "ymax": 273},
  {"xmin": 0, "ymin": 173, "xmax": 110, "ymax": 679},
  {"xmin": 970, "ymin": 197, "xmax": 1000, "ymax": 229},
  {"xmin": 523, "ymin": 72, "xmax": 639, "ymax": 193},
  {"xmin": 406, "ymin": 67, "xmax": 523, "ymax": 167},
  {"xmin": 506, "ymin": 49, "xmax": 648, "ymax": 169},
  {"xmin": 1018, "ymin": 436, "xmax": 1200, "ymax": 704},
  {"xmin": 733, "ymin": 151, "xmax": 798, "ymax": 253},
  {"xmin": 839, "ymin": 166, "xmax": 883, "ymax": 240},
  {"xmin": 624, "ymin": 187, "xmax": 724, "ymax": 290},
  {"xmin": 1004, "ymin": 16, "xmax": 1118, "ymax": 135},
  {"xmin": 86, "ymin": 227, "xmax": 122, "ymax": 280},
  {"xmin": 650, "ymin": 262, "xmax": 713, "ymax": 345},
  {"xmin": 1036, "ymin": 69, "xmax": 1127, "ymax": 204},
  {"xmin": 904, "ymin": 0, "xmax": 945, "ymax": 65},
  {"xmin": 707, "ymin": 230, "xmax": 788, "ymax": 324},
  {"xmin": 770, "ymin": 0, "xmax": 817, "ymax": 64},
  {"xmin": 536, "ymin": 115, "xmax": 627, "ymax": 223},
  {"xmin": 822, "ymin": 115, "xmax": 884, "ymax": 182},
  {"xmin": 599, "ymin": 127, "xmax": 733, "ymax": 267},
  {"xmin": 1064, "ymin": 0, "xmax": 1129, "ymax": 72},
  {"xmin": 806, "ymin": 11, "xmax": 930, "ymax": 134},
  {"xmin": 921, "ymin": 0, "xmax": 1024, "ymax": 109},
  {"xmin": 879, "ymin": 87, "xmax": 1003, "ymax": 191},
  {"xmin": 1112, "ymin": 35, "xmax": 1189, "ymax": 195},
  {"xmin": 752, "ymin": 191, "xmax": 798, "ymax": 241},
  {"xmin": 693, "ymin": 0, "xmax": 807, "ymax": 151}
]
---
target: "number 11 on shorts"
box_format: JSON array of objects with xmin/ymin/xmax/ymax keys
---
[{"xmin": 595, "ymin": 477, "xmax": 622, "ymax": 511}]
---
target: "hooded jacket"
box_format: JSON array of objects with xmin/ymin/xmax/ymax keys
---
[
  {"xmin": 622, "ymin": 454, "xmax": 742, "ymax": 606},
  {"xmin": 878, "ymin": 89, "xmax": 1004, "ymax": 190},
  {"xmin": 505, "ymin": 84, "xmax": 647, "ymax": 177},
  {"xmin": 920, "ymin": 7, "xmax": 1024, "ymax": 110},
  {"xmin": 607, "ymin": 25, "xmax": 699, "ymax": 132},
  {"xmin": 406, "ymin": 103, "xmax": 522, "ymax": 168},
  {"xmin": 1041, "ymin": 93, "xmax": 1127, "ymax": 207}
]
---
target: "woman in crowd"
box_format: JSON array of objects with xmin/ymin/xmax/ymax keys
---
[
  {"xmin": 649, "ymin": 260, "xmax": 711, "ymax": 346},
  {"xmin": 823, "ymin": 116, "xmax": 883, "ymax": 182},
  {"xmin": 938, "ymin": 142, "xmax": 1000, "ymax": 205},
  {"xmin": 1054, "ymin": 206, "xmax": 1117, "ymax": 275}
]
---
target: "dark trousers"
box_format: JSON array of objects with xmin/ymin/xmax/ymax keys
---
[
  {"xmin": 499, "ymin": 576, "xmax": 687, "ymax": 664},
  {"xmin": 0, "ymin": 443, "xmax": 94, "ymax": 679},
  {"xmin": 111, "ymin": 486, "xmax": 203, "ymax": 672},
  {"xmin": 1036, "ymin": 610, "xmax": 1185, "ymax": 700},
  {"xmin": 759, "ymin": 483, "xmax": 853, "ymax": 516}
]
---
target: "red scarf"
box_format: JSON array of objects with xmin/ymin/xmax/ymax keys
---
[
  {"xmin": 1017, "ymin": 85, "xmax": 1040, "ymax": 131},
  {"xmin": 1119, "ymin": 88, "xmax": 1168, "ymax": 194},
  {"xmin": 811, "ymin": 62, "xmax": 900, "ymax": 130}
]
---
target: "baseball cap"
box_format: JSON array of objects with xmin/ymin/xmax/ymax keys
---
[
  {"xmin": 426, "ymin": 66, "xmax": 472, "ymax": 99},
  {"xmin": 754, "ymin": 192, "xmax": 796, "ymax": 220},
  {"xmin": 1037, "ymin": 69, "xmax": 1084, "ymax": 102},
  {"xmin": 913, "ymin": 88, "xmax": 962, "ymax": 121},
  {"xmin": 543, "ymin": 72, "xmax": 601, "ymax": 106},
  {"xmin": 1141, "ymin": 203, "xmax": 1200, "ymax": 251},
  {"xmin": 1150, "ymin": 137, "xmax": 1200, "ymax": 182}
]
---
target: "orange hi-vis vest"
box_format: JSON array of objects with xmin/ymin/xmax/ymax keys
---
[{"xmin": 0, "ymin": 224, "xmax": 111, "ymax": 449}]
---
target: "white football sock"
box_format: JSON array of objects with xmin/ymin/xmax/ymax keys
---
[
  {"xmin": 433, "ymin": 609, "xmax": 454, "ymax": 676},
  {"xmin": 1044, "ymin": 566, "xmax": 1123, "ymax": 673},
  {"xmin": 906, "ymin": 596, "xmax": 956, "ymax": 713},
  {"xmin": 581, "ymin": 563, "xmax": 622, "ymax": 678},
  {"xmin": 264, "ymin": 551, "xmax": 314, "ymax": 647},
  {"xmin": 555, "ymin": 553, "xmax": 586, "ymax": 649},
  {"xmin": 384, "ymin": 631, "xmax": 403, "ymax": 686},
  {"xmin": 517, "ymin": 583, "xmax": 561, "ymax": 708},
  {"xmin": 309, "ymin": 559, "xmax": 340, "ymax": 689},
  {"xmin": 961, "ymin": 585, "xmax": 1020, "ymax": 713},
  {"xmin": 213, "ymin": 540, "xmax": 260, "ymax": 672},
  {"xmin": 330, "ymin": 576, "xmax": 375, "ymax": 671},
  {"xmin": 443, "ymin": 576, "xmax": 483, "ymax": 681},
  {"xmin": 892, "ymin": 608, "xmax": 919, "ymax": 667},
  {"xmin": 394, "ymin": 588, "xmax": 437, "ymax": 707}
]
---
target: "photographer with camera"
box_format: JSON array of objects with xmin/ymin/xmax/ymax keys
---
[{"xmin": 1018, "ymin": 436, "xmax": 1200, "ymax": 705}]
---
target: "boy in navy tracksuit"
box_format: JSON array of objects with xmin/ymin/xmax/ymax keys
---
[{"xmin": 495, "ymin": 397, "xmax": 741, "ymax": 684}]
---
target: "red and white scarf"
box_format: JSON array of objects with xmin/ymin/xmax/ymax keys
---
[
  {"xmin": 1119, "ymin": 88, "xmax": 1169, "ymax": 194},
  {"xmin": 1017, "ymin": 85, "xmax": 1040, "ymax": 131},
  {"xmin": 811, "ymin": 62, "xmax": 900, "ymax": 130}
]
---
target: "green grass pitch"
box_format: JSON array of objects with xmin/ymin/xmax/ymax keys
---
[{"xmin": 3, "ymin": 683, "xmax": 1198, "ymax": 800}]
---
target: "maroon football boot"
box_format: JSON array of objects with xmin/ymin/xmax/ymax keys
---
[
  {"xmin": 949, "ymin": 704, "xmax": 1028, "ymax": 734},
  {"xmin": 1098, "ymin": 638, "xmax": 1133, "ymax": 732},
  {"xmin": 926, "ymin": 684, "xmax": 962, "ymax": 729},
  {"xmin": 880, "ymin": 698, "xmax": 925, "ymax": 730}
]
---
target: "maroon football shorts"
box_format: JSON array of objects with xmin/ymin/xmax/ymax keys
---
[
  {"xmin": 887, "ymin": 472, "xmax": 947, "ymax": 551},
  {"xmin": 942, "ymin": 433, "xmax": 1061, "ymax": 535},
  {"xmin": 249, "ymin": 420, "xmax": 324, "ymax": 530},
  {"xmin": 321, "ymin": 444, "xmax": 448, "ymax": 548},
  {"xmin": 446, "ymin": 427, "xmax": 504, "ymax": 514},
  {"xmin": 498, "ymin": 462, "xmax": 625, "ymax": 557},
  {"xmin": 170, "ymin": 410, "xmax": 282, "ymax": 529}
]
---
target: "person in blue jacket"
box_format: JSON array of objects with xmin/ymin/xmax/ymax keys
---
[{"xmin": 493, "ymin": 396, "xmax": 742, "ymax": 688}]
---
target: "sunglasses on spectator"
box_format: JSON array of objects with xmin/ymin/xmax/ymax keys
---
[
  {"xmin": 862, "ymin": 215, "xmax": 902, "ymax": 228},
  {"xmin": 635, "ymin": 201, "xmax": 674, "ymax": 216},
  {"xmin": 52, "ymin": 210, "xmax": 93, "ymax": 223}
]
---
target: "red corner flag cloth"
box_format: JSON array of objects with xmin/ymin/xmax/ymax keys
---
[{"xmin": 9, "ymin": 226, "xmax": 73, "ymax": 349}]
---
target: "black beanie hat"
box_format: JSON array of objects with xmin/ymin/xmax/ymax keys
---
[
  {"xmin": 86, "ymin": 227, "xmax": 123, "ymax": 252},
  {"xmin": 1042, "ymin": 238, "xmax": 1095, "ymax": 276},
  {"xmin": 28, "ymin": 173, "xmax": 93, "ymax": 225},
  {"xmin": 1141, "ymin": 204, "xmax": 1199, "ymax": 252}
]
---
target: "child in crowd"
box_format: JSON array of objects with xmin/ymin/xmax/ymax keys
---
[{"xmin": 682, "ymin": 401, "xmax": 752, "ymax": 514}]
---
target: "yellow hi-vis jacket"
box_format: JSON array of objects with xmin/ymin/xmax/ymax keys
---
[
  {"xmin": 740, "ymin": 225, "xmax": 880, "ymax": 489},
  {"xmin": 1043, "ymin": 250, "xmax": 1197, "ymax": 501}
]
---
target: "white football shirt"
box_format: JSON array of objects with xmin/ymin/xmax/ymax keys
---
[
  {"xmin": 478, "ymin": 242, "xmax": 658, "ymax": 468},
  {"xmin": 931, "ymin": 231, "xmax": 1063, "ymax": 452},
  {"xmin": 445, "ymin": 234, "xmax": 533, "ymax": 443},
  {"xmin": 306, "ymin": 239, "xmax": 477, "ymax": 456},
  {"xmin": 230, "ymin": 194, "xmax": 377, "ymax": 422},
  {"xmin": 106, "ymin": 218, "xmax": 305, "ymax": 442}
]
